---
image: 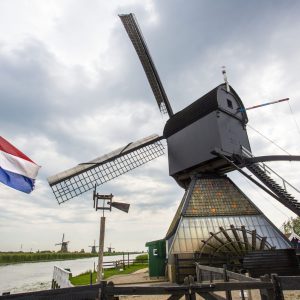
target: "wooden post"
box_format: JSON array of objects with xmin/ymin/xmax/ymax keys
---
[
  {"xmin": 122, "ymin": 252, "xmax": 125, "ymax": 269},
  {"xmin": 99, "ymin": 280, "xmax": 107, "ymax": 300},
  {"xmin": 245, "ymin": 272, "xmax": 253, "ymax": 300},
  {"xmin": 90, "ymin": 271, "xmax": 93, "ymax": 286},
  {"xmin": 175, "ymin": 254, "xmax": 179, "ymax": 283},
  {"xmin": 128, "ymin": 252, "xmax": 130, "ymax": 267},
  {"xmin": 97, "ymin": 216, "xmax": 106, "ymax": 283},
  {"xmin": 271, "ymin": 274, "xmax": 284, "ymax": 300},
  {"xmin": 260, "ymin": 274, "xmax": 275, "ymax": 300},
  {"xmin": 223, "ymin": 264, "xmax": 232, "ymax": 300},
  {"xmin": 184, "ymin": 275, "xmax": 196, "ymax": 300}
]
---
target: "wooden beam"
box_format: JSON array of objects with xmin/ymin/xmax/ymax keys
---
[
  {"xmin": 241, "ymin": 226, "xmax": 249, "ymax": 251},
  {"xmin": 230, "ymin": 224, "xmax": 244, "ymax": 252},
  {"xmin": 277, "ymin": 276, "xmax": 300, "ymax": 290},
  {"xmin": 219, "ymin": 226, "xmax": 241, "ymax": 255},
  {"xmin": 251, "ymin": 230, "xmax": 257, "ymax": 250},
  {"xmin": 259, "ymin": 237, "xmax": 267, "ymax": 250},
  {"xmin": 209, "ymin": 232, "xmax": 233, "ymax": 253},
  {"xmin": 167, "ymin": 295, "xmax": 184, "ymax": 300},
  {"xmin": 200, "ymin": 240, "xmax": 228, "ymax": 258},
  {"xmin": 197, "ymin": 292, "xmax": 226, "ymax": 300}
]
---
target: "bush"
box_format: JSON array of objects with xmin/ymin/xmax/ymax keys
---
[{"xmin": 134, "ymin": 254, "xmax": 148, "ymax": 263}]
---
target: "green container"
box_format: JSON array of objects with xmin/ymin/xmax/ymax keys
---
[{"xmin": 145, "ymin": 239, "xmax": 166, "ymax": 277}]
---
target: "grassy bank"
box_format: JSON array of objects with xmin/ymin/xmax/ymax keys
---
[
  {"xmin": 0, "ymin": 251, "xmax": 139, "ymax": 264},
  {"xmin": 70, "ymin": 254, "xmax": 149, "ymax": 286}
]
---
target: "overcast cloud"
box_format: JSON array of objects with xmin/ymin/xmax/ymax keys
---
[{"xmin": 1, "ymin": 0, "xmax": 300, "ymax": 252}]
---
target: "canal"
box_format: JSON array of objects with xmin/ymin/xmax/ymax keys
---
[{"xmin": 0, "ymin": 253, "xmax": 139, "ymax": 295}]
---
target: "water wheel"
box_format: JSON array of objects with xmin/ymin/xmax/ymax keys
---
[{"xmin": 196, "ymin": 224, "xmax": 274, "ymax": 271}]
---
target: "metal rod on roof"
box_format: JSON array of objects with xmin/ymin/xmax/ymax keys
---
[
  {"xmin": 221, "ymin": 66, "xmax": 230, "ymax": 92},
  {"xmin": 239, "ymin": 98, "xmax": 289, "ymax": 112}
]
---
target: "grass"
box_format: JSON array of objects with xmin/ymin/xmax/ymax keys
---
[
  {"xmin": 70, "ymin": 263, "xmax": 148, "ymax": 285},
  {"xmin": 70, "ymin": 254, "xmax": 149, "ymax": 286}
]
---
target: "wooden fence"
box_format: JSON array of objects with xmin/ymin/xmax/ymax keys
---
[
  {"xmin": 102, "ymin": 258, "xmax": 147, "ymax": 269},
  {"xmin": 1, "ymin": 274, "xmax": 299, "ymax": 300},
  {"xmin": 195, "ymin": 263, "xmax": 300, "ymax": 300},
  {"xmin": 1, "ymin": 263, "xmax": 299, "ymax": 299}
]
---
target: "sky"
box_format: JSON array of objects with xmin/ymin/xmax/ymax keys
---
[{"xmin": 1, "ymin": 0, "xmax": 300, "ymax": 252}]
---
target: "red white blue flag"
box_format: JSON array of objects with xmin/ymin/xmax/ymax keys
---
[{"xmin": 0, "ymin": 136, "xmax": 40, "ymax": 193}]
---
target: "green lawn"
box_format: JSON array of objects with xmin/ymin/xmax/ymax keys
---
[{"xmin": 70, "ymin": 263, "xmax": 148, "ymax": 286}]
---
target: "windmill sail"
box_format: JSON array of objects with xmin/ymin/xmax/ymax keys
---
[
  {"xmin": 48, "ymin": 134, "xmax": 164, "ymax": 204},
  {"xmin": 119, "ymin": 13, "xmax": 173, "ymax": 117}
]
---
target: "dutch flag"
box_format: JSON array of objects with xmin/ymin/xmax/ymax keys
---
[{"xmin": 0, "ymin": 136, "xmax": 40, "ymax": 193}]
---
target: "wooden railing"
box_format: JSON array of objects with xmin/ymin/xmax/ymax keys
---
[
  {"xmin": 1, "ymin": 274, "xmax": 300, "ymax": 299},
  {"xmin": 1, "ymin": 263, "xmax": 299, "ymax": 299},
  {"xmin": 102, "ymin": 258, "xmax": 147, "ymax": 269},
  {"xmin": 195, "ymin": 263, "xmax": 300, "ymax": 300}
]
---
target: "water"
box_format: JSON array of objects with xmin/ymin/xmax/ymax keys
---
[{"xmin": 0, "ymin": 253, "xmax": 139, "ymax": 295}]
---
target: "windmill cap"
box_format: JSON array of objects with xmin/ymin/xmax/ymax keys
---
[{"xmin": 163, "ymin": 83, "xmax": 248, "ymax": 138}]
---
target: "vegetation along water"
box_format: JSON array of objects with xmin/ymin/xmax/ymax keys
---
[{"xmin": 0, "ymin": 251, "xmax": 137, "ymax": 264}]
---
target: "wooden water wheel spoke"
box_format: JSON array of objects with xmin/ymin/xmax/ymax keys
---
[
  {"xmin": 199, "ymin": 226, "xmax": 276, "ymax": 269},
  {"xmin": 201, "ymin": 240, "xmax": 229, "ymax": 258},
  {"xmin": 209, "ymin": 232, "xmax": 234, "ymax": 253},
  {"xmin": 230, "ymin": 224, "xmax": 244, "ymax": 252},
  {"xmin": 251, "ymin": 229, "xmax": 257, "ymax": 250},
  {"xmin": 259, "ymin": 236, "xmax": 267, "ymax": 250},
  {"xmin": 241, "ymin": 226, "xmax": 250, "ymax": 251},
  {"xmin": 201, "ymin": 240, "xmax": 219, "ymax": 251},
  {"xmin": 219, "ymin": 226, "xmax": 241, "ymax": 255}
]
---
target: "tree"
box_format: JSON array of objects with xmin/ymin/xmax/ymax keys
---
[{"xmin": 283, "ymin": 217, "xmax": 300, "ymax": 235}]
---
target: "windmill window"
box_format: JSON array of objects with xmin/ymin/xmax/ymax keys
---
[{"xmin": 227, "ymin": 99, "xmax": 233, "ymax": 109}]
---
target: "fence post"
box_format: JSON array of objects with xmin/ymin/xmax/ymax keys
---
[
  {"xmin": 260, "ymin": 274, "xmax": 275, "ymax": 300},
  {"xmin": 99, "ymin": 280, "xmax": 107, "ymax": 300},
  {"xmin": 122, "ymin": 252, "xmax": 125, "ymax": 270},
  {"xmin": 223, "ymin": 264, "xmax": 232, "ymax": 300},
  {"xmin": 184, "ymin": 275, "xmax": 196, "ymax": 300},
  {"xmin": 271, "ymin": 274, "xmax": 284, "ymax": 300},
  {"xmin": 90, "ymin": 271, "xmax": 93, "ymax": 286},
  {"xmin": 196, "ymin": 264, "xmax": 202, "ymax": 283},
  {"xmin": 246, "ymin": 272, "xmax": 253, "ymax": 300},
  {"xmin": 210, "ymin": 270, "xmax": 213, "ymax": 283},
  {"xmin": 175, "ymin": 254, "xmax": 179, "ymax": 283}
]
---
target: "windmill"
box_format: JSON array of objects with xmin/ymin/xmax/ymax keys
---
[
  {"xmin": 48, "ymin": 14, "xmax": 300, "ymax": 279},
  {"xmin": 55, "ymin": 234, "xmax": 70, "ymax": 253},
  {"xmin": 89, "ymin": 240, "xmax": 98, "ymax": 254},
  {"xmin": 107, "ymin": 244, "xmax": 115, "ymax": 253}
]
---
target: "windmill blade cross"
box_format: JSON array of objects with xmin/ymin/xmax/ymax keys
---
[
  {"xmin": 48, "ymin": 134, "xmax": 165, "ymax": 204},
  {"xmin": 119, "ymin": 13, "xmax": 173, "ymax": 117}
]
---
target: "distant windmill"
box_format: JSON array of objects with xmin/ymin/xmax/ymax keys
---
[
  {"xmin": 89, "ymin": 240, "xmax": 99, "ymax": 254},
  {"xmin": 55, "ymin": 233, "xmax": 70, "ymax": 253},
  {"xmin": 107, "ymin": 244, "xmax": 115, "ymax": 253}
]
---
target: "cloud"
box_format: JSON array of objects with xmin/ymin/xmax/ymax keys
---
[{"xmin": 1, "ymin": 0, "xmax": 300, "ymax": 253}]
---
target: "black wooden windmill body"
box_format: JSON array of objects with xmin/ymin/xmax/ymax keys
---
[
  {"xmin": 48, "ymin": 14, "xmax": 300, "ymax": 277},
  {"xmin": 55, "ymin": 233, "xmax": 70, "ymax": 253}
]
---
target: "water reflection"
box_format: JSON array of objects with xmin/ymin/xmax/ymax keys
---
[{"xmin": 0, "ymin": 253, "xmax": 139, "ymax": 294}]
